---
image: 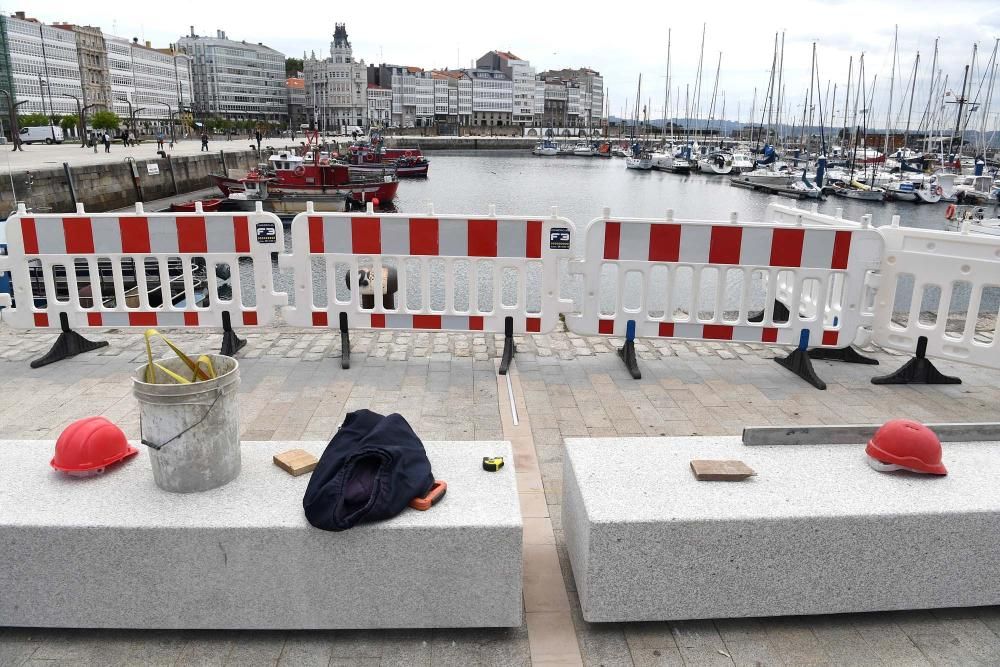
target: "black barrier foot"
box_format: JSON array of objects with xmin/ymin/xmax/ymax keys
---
[
  {"xmin": 748, "ymin": 299, "xmax": 790, "ymax": 324},
  {"xmin": 871, "ymin": 336, "xmax": 961, "ymax": 385},
  {"xmin": 808, "ymin": 346, "xmax": 879, "ymax": 365},
  {"xmin": 618, "ymin": 320, "xmax": 641, "ymax": 379},
  {"xmin": 219, "ymin": 311, "xmax": 247, "ymax": 357},
  {"xmin": 30, "ymin": 312, "xmax": 108, "ymax": 369},
  {"xmin": 499, "ymin": 316, "xmax": 515, "ymax": 375},
  {"xmin": 774, "ymin": 330, "xmax": 826, "ymax": 390},
  {"xmin": 340, "ymin": 312, "xmax": 351, "ymax": 370}
]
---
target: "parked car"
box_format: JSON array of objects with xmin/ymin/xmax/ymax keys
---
[{"xmin": 20, "ymin": 126, "xmax": 64, "ymax": 144}]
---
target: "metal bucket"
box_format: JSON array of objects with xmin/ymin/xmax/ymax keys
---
[{"xmin": 132, "ymin": 354, "xmax": 241, "ymax": 493}]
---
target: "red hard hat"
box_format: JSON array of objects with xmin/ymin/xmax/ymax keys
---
[
  {"xmin": 866, "ymin": 419, "xmax": 947, "ymax": 476},
  {"xmin": 51, "ymin": 416, "xmax": 138, "ymax": 474}
]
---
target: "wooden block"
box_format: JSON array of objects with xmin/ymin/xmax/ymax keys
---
[
  {"xmin": 273, "ymin": 449, "xmax": 318, "ymax": 476},
  {"xmin": 690, "ymin": 459, "xmax": 756, "ymax": 481}
]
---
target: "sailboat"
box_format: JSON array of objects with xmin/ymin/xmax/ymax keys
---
[
  {"xmin": 626, "ymin": 75, "xmax": 653, "ymax": 170},
  {"xmin": 832, "ymin": 55, "xmax": 885, "ymax": 202}
]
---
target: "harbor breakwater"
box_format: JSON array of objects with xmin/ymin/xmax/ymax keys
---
[{"xmin": 5, "ymin": 150, "xmax": 261, "ymax": 215}]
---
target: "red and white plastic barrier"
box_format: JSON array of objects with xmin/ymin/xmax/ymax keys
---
[
  {"xmin": 564, "ymin": 210, "xmax": 884, "ymax": 349},
  {"xmin": 279, "ymin": 204, "xmax": 575, "ymax": 335},
  {"xmin": 0, "ymin": 202, "xmax": 286, "ymax": 330}
]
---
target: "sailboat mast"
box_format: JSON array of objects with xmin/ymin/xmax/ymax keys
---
[
  {"xmin": 703, "ymin": 52, "xmax": 722, "ymax": 136},
  {"xmin": 693, "ymin": 23, "xmax": 706, "ymax": 143},
  {"xmin": 664, "ymin": 28, "xmax": 671, "ymax": 145},
  {"xmin": 775, "ymin": 31, "xmax": 785, "ymax": 142},
  {"xmin": 903, "ymin": 52, "xmax": 919, "ymax": 150},
  {"xmin": 883, "ymin": 25, "xmax": 898, "ymax": 160},
  {"xmin": 842, "ymin": 56, "xmax": 853, "ymax": 152}
]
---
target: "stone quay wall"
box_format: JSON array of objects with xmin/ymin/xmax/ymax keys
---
[{"xmin": 5, "ymin": 150, "xmax": 261, "ymax": 215}]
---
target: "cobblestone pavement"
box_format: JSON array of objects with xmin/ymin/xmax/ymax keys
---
[{"xmin": 2, "ymin": 325, "xmax": 1000, "ymax": 666}]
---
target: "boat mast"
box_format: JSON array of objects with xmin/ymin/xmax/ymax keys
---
[
  {"xmin": 883, "ymin": 25, "xmax": 898, "ymax": 162},
  {"xmin": 663, "ymin": 28, "xmax": 671, "ymax": 145},
  {"xmin": 748, "ymin": 87, "xmax": 756, "ymax": 145},
  {"xmin": 842, "ymin": 56, "xmax": 852, "ymax": 153},
  {"xmin": 949, "ymin": 44, "xmax": 974, "ymax": 158},
  {"xmin": 761, "ymin": 32, "xmax": 778, "ymax": 152},
  {"xmin": 703, "ymin": 52, "xmax": 722, "ymax": 138},
  {"xmin": 902, "ymin": 52, "xmax": 920, "ymax": 151},
  {"xmin": 775, "ymin": 31, "xmax": 785, "ymax": 143},
  {"xmin": 692, "ymin": 23, "xmax": 706, "ymax": 144}
]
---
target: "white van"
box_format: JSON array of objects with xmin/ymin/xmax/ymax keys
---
[{"xmin": 19, "ymin": 126, "xmax": 64, "ymax": 144}]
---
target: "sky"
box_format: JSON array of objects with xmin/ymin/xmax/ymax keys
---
[{"xmin": 21, "ymin": 0, "xmax": 1000, "ymax": 130}]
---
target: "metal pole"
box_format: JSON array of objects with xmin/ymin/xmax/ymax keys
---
[
  {"xmin": 62, "ymin": 162, "xmax": 78, "ymax": 207},
  {"xmin": 61, "ymin": 94, "xmax": 84, "ymax": 147}
]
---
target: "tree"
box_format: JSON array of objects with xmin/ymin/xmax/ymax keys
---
[
  {"xmin": 60, "ymin": 114, "xmax": 78, "ymax": 133},
  {"xmin": 18, "ymin": 113, "xmax": 49, "ymax": 127},
  {"xmin": 285, "ymin": 57, "xmax": 304, "ymax": 77},
  {"xmin": 91, "ymin": 110, "xmax": 122, "ymax": 132}
]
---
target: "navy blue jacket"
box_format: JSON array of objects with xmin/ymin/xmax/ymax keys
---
[{"xmin": 303, "ymin": 410, "xmax": 434, "ymax": 531}]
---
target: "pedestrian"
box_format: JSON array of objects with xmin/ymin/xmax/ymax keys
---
[
  {"xmin": 200, "ymin": 131, "xmax": 209, "ymax": 152},
  {"xmin": 255, "ymin": 129, "xmax": 262, "ymax": 151},
  {"xmin": 156, "ymin": 131, "xmax": 165, "ymax": 150},
  {"xmin": 103, "ymin": 131, "xmax": 111, "ymax": 153},
  {"xmin": 121, "ymin": 128, "xmax": 129, "ymax": 148}
]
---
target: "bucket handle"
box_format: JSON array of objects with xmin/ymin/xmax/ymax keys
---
[
  {"xmin": 140, "ymin": 389, "xmax": 223, "ymax": 451},
  {"xmin": 143, "ymin": 329, "xmax": 216, "ymax": 384}
]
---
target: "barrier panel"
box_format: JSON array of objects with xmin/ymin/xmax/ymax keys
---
[
  {"xmin": 279, "ymin": 204, "xmax": 575, "ymax": 371},
  {"xmin": 870, "ymin": 218, "xmax": 1000, "ymax": 382},
  {"xmin": 564, "ymin": 210, "xmax": 884, "ymax": 386},
  {"xmin": 0, "ymin": 202, "xmax": 286, "ymax": 367}
]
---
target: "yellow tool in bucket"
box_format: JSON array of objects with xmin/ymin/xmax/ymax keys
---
[{"xmin": 143, "ymin": 329, "xmax": 217, "ymax": 384}]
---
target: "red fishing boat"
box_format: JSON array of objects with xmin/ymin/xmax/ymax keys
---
[
  {"xmin": 213, "ymin": 151, "xmax": 399, "ymax": 213},
  {"xmin": 348, "ymin": 135, "xmax": 429, "ymax": 177}
]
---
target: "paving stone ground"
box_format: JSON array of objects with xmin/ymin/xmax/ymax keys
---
[{"xmin": 2, "ymin": 324, "xmax": 999, "ymax": 666}]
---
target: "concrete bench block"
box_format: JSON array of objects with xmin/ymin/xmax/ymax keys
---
[
  {"xmin": 564, "ymin": 436, "xmax": 1000, "ymax": 622},
  {"xmin": 0, "ymin": 440, "xmax": 521, "ymax": 629}
]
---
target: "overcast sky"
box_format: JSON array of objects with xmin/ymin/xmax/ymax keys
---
[{"xmin": 22, "ymin": 0, "xmax": 1000, "ymax": 129}]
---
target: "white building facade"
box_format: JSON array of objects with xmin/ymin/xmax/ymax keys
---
[
  {"xmin": 466, "ymin": 68, "xmax": 512, "ymax": 127},
  {"xmin": 106, "ymin": 36, "xmax": 191, "ymax": 126},
  {"xmin": 177, "ymin": 29, "xmax": 286, "ymax": 123},
  {"xmin": 0, "ymin": 13, "xmax": 83, "ymax": 117},
  {"xmin": 366, "ymin": 85, "xmax": 391, "ymax": 129},
  {"xmin": 304, "ymin": 23, "xmax": 367, "ymax": 133}
]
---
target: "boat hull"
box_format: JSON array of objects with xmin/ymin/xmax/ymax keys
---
[
  {"xmin": 626, "ymin": 157, "xmax": 653, "ymax": 170},
  {"xmin": 214, "ymin": 175, "xmax": 398, "ymax": 204}
]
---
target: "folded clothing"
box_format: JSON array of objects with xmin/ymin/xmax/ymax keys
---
[{"xmin": 303, "ymin": 409, "xmax": 435, "ymax": 531}]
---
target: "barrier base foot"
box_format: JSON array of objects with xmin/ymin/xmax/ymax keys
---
[
  {"xmin": 498, "ymin": 338, "xmax": 515, "ymax": 375},
  {"xmin": 617, "ymin": 340, "xmax": 641, "ymax": 379},
  {"xmin": 808, "ymin": 346, "xmax": 879, "ymax": 365},
  {"xmin": 30, "ymin": 329, "xmax": 108, "ymax": 369},
  {"xmin": 499, "ymin": 316, "xmax": 515, "ymax": 375},
  {"xmin": 871, "ymin": 357, "xmax": 961, "ymax": 385},
  {"xmin": 220, "ymin": 330, "xmax": 246, "ymax": 357},
  {"xmin": 775, "ymin": 348, "xmax": 827, "ymax": 390},
  {"xmin": 340, "ymin": 313, "xmax": 351, "ymax": 370}
]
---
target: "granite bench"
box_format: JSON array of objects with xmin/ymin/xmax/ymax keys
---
[
  {"xmin": 0, "ymin": 440, "xmax": 522, "ymax": 629},
  {"xmin": 564, "ymin": 436, "xmax": 1000, "ymax": 622}
]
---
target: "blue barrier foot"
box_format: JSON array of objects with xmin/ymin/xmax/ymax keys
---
[
  {"xmin": 808, "ymin": 346, "xmax": 879, "ymax": 365},
  {"xmin": 499, "ymin": 316, "xmax": 515, "ymax": 375},
  {"xmin": 30, "ymin": 313, "xmax": 109, "ymax": 369},
  {"xmin": 220, "ymin": 311, "xmax": 247, "ymax": 358},
  {"xmin": 871, "ymin": 336, "xmax": 961, "ymax": 385},
  {"xmin": 339, "ymin": 312, "xmax": 351, "ymax": 370}
]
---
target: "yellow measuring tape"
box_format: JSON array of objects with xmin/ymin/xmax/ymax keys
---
[{"xmin": 143, "ymin": 329, "xmax": 216, "ymax": 384}]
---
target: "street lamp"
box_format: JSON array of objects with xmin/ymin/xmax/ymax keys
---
[
  {"xmin": 149, "ymin": 101, "xmax": 176, "ymax": 145},
  {"xmin": 0, "ymin": 89, "xmax": 28, "ymax": 151},
  {"xmin": 38, "ymin": 76, "xmax": 57, "ymax": 142},
  {"xmin": 59, "ymin": 93, "xmax": 86, "ymax": 147},
  {"xmin": 123, "ymin": 99, "xmax": 145, "ymax": 136}
]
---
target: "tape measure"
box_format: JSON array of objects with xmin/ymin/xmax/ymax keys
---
[{"xmin": 482, "ymin": 456, "xmax": 505, "ymax": 472}]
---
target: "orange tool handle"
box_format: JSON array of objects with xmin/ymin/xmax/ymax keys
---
[{"xmin": 409, "ymin": 480, "xmax": 447, "ymax": 511}]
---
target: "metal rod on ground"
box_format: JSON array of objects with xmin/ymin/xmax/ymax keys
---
[
  {"xmin": 498, "ymin": 316, "xmax": 515, "ymax": 375},
  {"xmin": 618, "ymin": 319, "xmax": 641, "ymax": 379},
  {"xmin": 339, "ymin": 312, "xmax": 350, "ymax": 369},
  {"xmin": 743, "ymin": 422, "xmax": 1000, "ymax": 446}
]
